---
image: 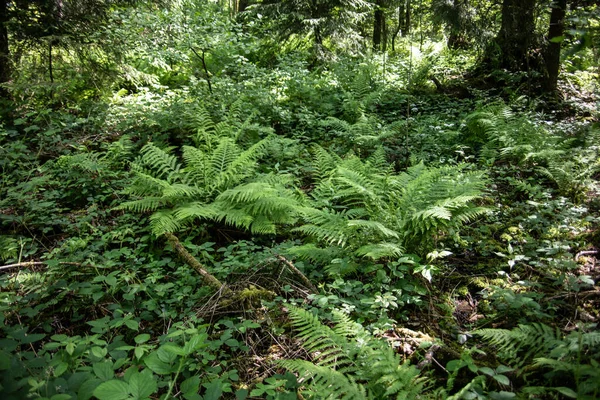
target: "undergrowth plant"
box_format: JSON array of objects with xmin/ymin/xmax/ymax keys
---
[
  {"xmin": 290, "ymin": 145, "xmax": 488, "ymax": 272},
  {"xmin": 277, "ymin": 305, "xmax": 427, "ymax": 399},
  {"xmin": 475, "ymin": 323, "xmax": 600, "ymax": 399},
  {"xmin": 118, "ymin": 110, "xmax": 302, "ymax": 236}
]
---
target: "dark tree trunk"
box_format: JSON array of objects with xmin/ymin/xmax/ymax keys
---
[
  {"xmin": 391, "ymin": 1, "xmax": 406, "ymax": 52},
  {"xmin": 373, "ymin": 0, "xmax": 384, "ymax": 51},
  {"xmin": 0, "ymin": 0, "xmax": 10, "ymax": 98},
  {"xmin": 544, "ymin": 0, "xmax": 567, "ymax": 92},
  {"xmin": 237, "ymin": 0, "xmax": 249, "ymax": 13},
  {"xmin": 495, "ymin": 0, "xmax": 537, "ymax": 71},
  {"xmin": 403, "ymin": 0, "xmax": 411, "ymax": 37}
]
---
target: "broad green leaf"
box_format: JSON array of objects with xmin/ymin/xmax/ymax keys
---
[
  {"xmin": 93, "ymin": 361, "xmax": 114, "ymax": 381},
  {"xmin": 78, "ymin": 378, "xmax": 102, "ymax": 400},
  {"xmin": 183, "ymin": 333, "xmax": 207, "ymax": 355},
  {"xmin": 555, "ymin": 387, "xmax": 577, "ymax": 398},
  {"xmin": 495, "ymin": 365, "xmax": 514, "ymax": 374},
  {"xmin": 493, "ymin": 374, "xmax": 510, "ymax": 386},
  {"xmin": 144, "ymin": 352, "xmax": 173, "ymax": 375},
  {"xmin": 93, "ymin": 380, "xmax": 130, "ymax": 400},
  {"xmin": 128, "ymin": 369, "xmax": 157, "ymax": 400},
  {"xmin": 162, "ymin": 344, "xmax": 185, "ymax": 356},
  {"xmin": 478, "ymin": 367, "xmax": 495, "ymax": 376},
  {"xmin": 134, "ymin": 334, "xmax": 150, "ymax": 344},
  {"xmin": 181, "ymin": 376, "xmax": 201, "ymax": 400},
  {"xmin": 124, "ymin": 319, "xmax": 139, "ymax": 331},
  {"xmin": 235, "ymin": 389, "xmax": 248, "ymax": 400},
  {"xmin": 20, "ymin": 333, "xmax": 46, "ymax": 344},
  {"xmin": 134, "ymin": 347, "xmax": 145, "ymax": 360},
  {"xmin": 51, "ymin": 394, "xmax": 73, "ymax": 400},
  {"xmin": 156, "ymin": 346, "xmax": 178, "ymax": 363},
  {"xmin": 91, "ymin": 346, "xmax": 108, "ymax": 358},
  {"xmin": 0, "ymin": 350, "xmax": 11, "ymax": 370},
  {"xmin": 54, "ymin": 362, "xmax": 68, "ymax": 377},
  {"xmin": 66, "ymin": 342, "xmax": 76, "ymax": 355},
  {"xmin": 203, "ymin": 380, "xmax": 223, "ymax": 400}
]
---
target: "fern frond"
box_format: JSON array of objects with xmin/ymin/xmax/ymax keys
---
[
  {"xmin": 140, "ymin": 143, "xmax": 181, "ymax": 182},
  {"xmin": 346, "ymin": 220, "xmax": 399, "ymax": 239},
  {"xmin": 311, "ymin": 144, "xmax": 341, "ymax": 181},
  {"xmin": 287, "ymin": 244, "xmax": 342, "ymax": 265},
  {"xmin": 116, "ymin": 197, "xmax": 167, "ymax": 213},
  {"xmin": 149, "ymin": 210, "xmax": 182, "ymax": 235},
  {"xmin": 286, "ymin": 306, "xmax": 350, "ymax": 367},
  {"xmin": 276, "ymin": 360, "xmax": 367, "ymax": 400},
  {"xmin": 354, "ymin": 242, "xmax": 404, "ymax": 260},
  {"xmin": 475, "ymin": 323, "xmax": 561, "ymax": 365},
  {"xmin": 0, "ymin": 236, "xmax": 18, "ymax": 261},
  {"xmin": 173, "ymin": 202, "xmax": 218, "ymax": 221}
]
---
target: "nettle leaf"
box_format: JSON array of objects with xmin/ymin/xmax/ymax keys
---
[
  {"xmin": 93, "ymin": 380, "xmax": 130, "ymax": 400},
  {"xmin": 128, "ymin": 369, "xmax": 157, "ymax": 400},
  {"xmin": 203, "ymin": 379, "xmax": 223, "ymax": 400},
  {"xmin": 181, "ymin": 376, "xmax": 201, "ymax": 400},
  {"xmin": 93, "ymin": 361, "xmax": 114, "ymax": 381},
  {"xmin": 144, "ymin": 352, "xmax": 174, "ymax": 375}
]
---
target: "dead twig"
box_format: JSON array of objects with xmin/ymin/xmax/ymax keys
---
[
  {"xmin": 275, "ymin": 255, "xmax": 318, "ymax": 293},
  {"xmin": 0, "ymin": 261, "xmax": 82, "ymax": 272},
  {"xmin": 575, "ymin": 250, "xmax": 598, "ymax": 261},
  {"xmin": 164, "ymin": 233, "xmax": 230, "ymax": 294},
  {"xmin": 417, "ymin": 344, "xmax": 441, "ymax": 370}
]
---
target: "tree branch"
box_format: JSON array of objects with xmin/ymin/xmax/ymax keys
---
[
  {"xmin": 276, "ymin": 255, "xmax": 318, "ymax": 293},
  {"xmin": 0, "ymin": 261, "xmax": 81, "ymax": 272},
  {"xmin": 164, "ymin": 233, "xmax": 229, "ymax": 293}
]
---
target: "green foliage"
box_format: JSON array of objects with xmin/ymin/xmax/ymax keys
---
[
  {"xmin": 294, "ymin": 147, "xmax": 488, "ymax": 263},
  {"xmin": 117, "ymin": 108, "xmax": 300, "ymax": 235},
  {"xmin": 463, "ymin": 105, "xmax": 566, "ymax": 165},
  {"xmin": 475, "ymin": 324, "xmax": 600, "ymax": 398},
  {"xmin": 277, "ymin": 305, "xmax": 427, "ymax": 399}
]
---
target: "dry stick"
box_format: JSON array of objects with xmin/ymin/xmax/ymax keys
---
[
  {"xmin": 575, "ymin": 250, "xmax": 599, "ymax": 261},
  {"xmin": 164, "ymin": 233, "xmax": 230, "ymax": 294},
  {"xmin": 417, "ymin": 344, "xmax": 441, "ymax": 370},
  {"xmin": 276, "ymin": 255, "xmax": 318, "ymax": 293},
  {"xmin": 0, "ymin": 261, "xmax": 81, "ymax": 272}
]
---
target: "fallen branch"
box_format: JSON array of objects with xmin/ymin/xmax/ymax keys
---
[
  {"xmin": 417, "ymin": 344, "xmax": 441, "ymax": 370},
  {"xmin": 164, "ymin": 233, "xmax": 230, "ymax": 294},
  {"xmin": 0, "ymin": 261, "xmax": 81, "ymax": 272},
  {"xmin": 575, "ymin": 250, "xmax": 598, "ymax": 261},
  {"xmin": 276, "ymin": 255, "xmax": 318, "ymax": 293}
]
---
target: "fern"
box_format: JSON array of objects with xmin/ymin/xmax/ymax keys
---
[
  {"xmin": 463, "ymin": 105, "xmax": 567, "ymax": 165},
  {"xmin": 294, "ymin": 150, "xmax": 488, "ymax": 263},
  {"xmin": 0, "ymin": 235, "xmax": 18, "ymax": 261},
  {"xmin": 538, "ymin": 157, "xmax": 599, "ymax": 203},
  {"xmin": 475, "ymin": 323, "xmax": 561, "ymax": 367},
  {"xmin": 276, "ymin": 305, "xmax": 427, "ymax": 399},
  {"xmin": 119, "ymin": 113, "xmax": 289, "ymax": 236},
  {"xmin": 475, "ymin": 323, "xmax": 600, "ymax": 398}
]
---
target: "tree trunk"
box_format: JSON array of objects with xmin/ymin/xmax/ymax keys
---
[
  {"xmin": 373, "ymin": 0, "xmax": 384, "ymax": 51},
  {"xmin": 391, "ymin": 1, "xmax": 406, "ymax": 52},
  {"xmin": 544, "ymin": 0, "xmax": 567, "ymax": 92},
  {"xmin": 495, "ymin": 0, "xmax": 537, "ymax": 71},
  {"xmin": 403, "ymin": 0, "xmax": 411, "ymax": 37},
  {"xmin": 0, "ymin": 0, "xmax": 9, "ymax": 98},
  {"xmin": 237, "ymin": 0, "xmax": 249, "ymax": 13}
]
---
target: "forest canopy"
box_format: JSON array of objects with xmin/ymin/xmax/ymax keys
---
[{"xmin": 1, "ymin": 0, "xmax": 599, "ymax": 399}]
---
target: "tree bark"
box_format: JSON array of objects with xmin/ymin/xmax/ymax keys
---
[
  {"xmin": 403, "ymin": 0, "xmax": 411, "ymax": 37},
  {"xmin": 373, "ymin": 0, "xmax": 384, "ymax": 51},
  {"xmin": 0, "ymin": 0, "xmax": 10, "ymax": 98},
  {"xmin": 165, "ymin": 233, "xmax": 228, "ymax": 293},
  {"xmin": 495, "ymin": 0, "xmax": 537, "ymax": 71},
  {"xmin": 544, "ymin": 0, "xmax": 568, "ymax": 92},
  {"xmin": 391, "ymin": 2, "xmax": 406, "ymax": 52}
]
